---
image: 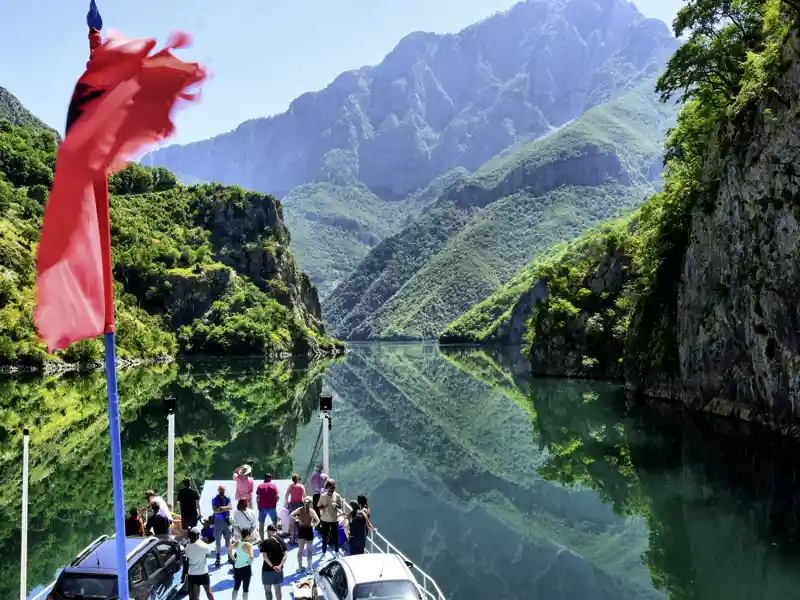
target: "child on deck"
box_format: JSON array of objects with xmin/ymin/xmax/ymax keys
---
[{"xmin": 201, "ymin": 517, "xmax": 216, "ymax": 545}]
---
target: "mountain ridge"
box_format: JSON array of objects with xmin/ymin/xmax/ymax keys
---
[
  {"xmin": 147, "ymin": 0, "xmax": 677, "ymax": 296},
  {"xmin": 324, "ymin": 79, "xmax": 677, "ymax": 340}
]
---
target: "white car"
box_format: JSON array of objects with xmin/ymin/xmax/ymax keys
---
[{"xmin": 313, "ymin": 553, "xmax": 424, "ymax": 599}]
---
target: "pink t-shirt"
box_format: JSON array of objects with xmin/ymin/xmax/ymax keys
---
[
  {"xmin": 233, "ymin": 473, "xmax": 254, "ymax": 500},
  {"xmin": 289, "ymin": 483, "xmax": 305, "ymax": 504}
]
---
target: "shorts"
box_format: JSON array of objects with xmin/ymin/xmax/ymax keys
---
[
  {"xmin": 298, "ymin": 525, "xmax": 314, "ymax": 541},
  {"xmin": 289, "ymin": 501, "xmax": 303, "ymax": 513},
  {"xmin": 258, "ymin": 507, "xmax": 277, "ymax": 525},
  {"xmin": 188, "ymin": 573, "xmax": 210, "ymax": 586},
  {"xmin": 181, "ymin": 515, "xmax": 200, "ymax": 530},
  {"xmin": 262, "ymin": 569, "xmax": 284, "ymax": 585}
]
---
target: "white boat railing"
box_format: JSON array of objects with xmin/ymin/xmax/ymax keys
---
[{"xmin": 363, "ymin": 526, "xmax": 446, "ymax": 600}]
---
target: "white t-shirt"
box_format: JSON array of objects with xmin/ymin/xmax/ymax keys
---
[
  {"xmin": 185, "ymin": 541, "xmax": 210, "ymax": 576},
  {"xmin": 234, "ymin": 508, "xmax": 258, "ymax": 532}
]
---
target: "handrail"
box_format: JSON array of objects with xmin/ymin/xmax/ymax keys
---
[{"xmin": 363, "ymin": 528, "xmax": 446, "ymax": 600}]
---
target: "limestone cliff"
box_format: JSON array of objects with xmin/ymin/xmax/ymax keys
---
[{"xmin": 626, "ymin": 34, "xmax": 800, "ymax": 426}]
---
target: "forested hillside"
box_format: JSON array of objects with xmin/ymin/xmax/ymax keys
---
[{"xmin": 0, "ymin": 95, "xmax": 341, "ymax": 368}]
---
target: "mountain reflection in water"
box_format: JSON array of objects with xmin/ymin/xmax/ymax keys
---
[{"xmin": 3, "ymin": 344, "xmax": 800, "ymax": 599}]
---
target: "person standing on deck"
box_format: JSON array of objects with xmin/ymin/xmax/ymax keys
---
[
  {"xmin": 317, "ymin": 479, "xmax": 347, "ymax": 556},
  {"xmin": 177, "ymin": 478, "xmax": 202, "ymax": 535},
  {"xmin": 260, "ymin": 523, "xmax": 288, "ymax": 600},
  {"xmin": 212, "ymin": 485, "xmax": 234, "ymax": 567},
  {"xmin": 346, "ymin": 500, "xmax": 373, "ymax": 555},
  {"xmin": 185, "ymin": 526, "xmax": 215, "ymax": 600},
  {"xmin": 229, "ymin": 528, "xmax": 255, "ymax": 600},
  {"xmin": 309, "ymin": 464, "xmax": 327, "ymax": 525},
  {"xmin": 256, "ymin": 472, "xmax": 280, "ymax": 541},
  {"xmin": 284, "ymin": 473, "xmax": 306, "ymax": 545},
  {"xmin": 234, "ymin": 464, "xmax": 255, "ymax": 507},
  {"xmin": 290, "ymin": 496, "xmax": 320, "ymax": 571}
]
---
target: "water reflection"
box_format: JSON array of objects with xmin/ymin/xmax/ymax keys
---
[
  {"xmin": 5, "ymin": 344, "xmax": 800, "ymax": 600},
  {"xmin": 0, "ymin": 358, "xmax": 332, "ymax": 599},
  {"xmin": 310, "ymin": 343, "xmax": 800, "ymax": 600}
]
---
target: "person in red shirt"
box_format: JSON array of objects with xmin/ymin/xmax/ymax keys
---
[
  {"xmin": 125, "ymin": 507, "xmax": 144, "ymax": 537},
  {"xmin": 255, "ymin": 473, "xmax": 280, "ymax": 541}
]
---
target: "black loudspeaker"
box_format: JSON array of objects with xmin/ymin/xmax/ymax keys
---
[
  {"xmin": 319, "ymin": 395, "xmax": 333, "ymax": 412},
  {"xmin": 164, "ymin": 397, "xmax": 176, "ymax": 415}
]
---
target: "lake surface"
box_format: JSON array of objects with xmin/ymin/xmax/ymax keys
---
[{"xmin": 4, "ymin": 343, "xmax": 800, "ymax": 599}]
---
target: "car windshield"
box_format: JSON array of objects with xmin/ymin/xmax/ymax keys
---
[
  {"xmin": 55, "ymin": 574, "xmax": 118, "ymax": 599},
  {"xmin": 353, "ymin": 580, "xmax": 422, "ymax": 599}
]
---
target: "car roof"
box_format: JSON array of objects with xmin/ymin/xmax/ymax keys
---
[
  {"xmin": 73, "ymin": 537, "xmax": 155, "ymax": 571},
  {"xmin": 339, "ymin": 554, "xmax": 414, "ymax": 584}
]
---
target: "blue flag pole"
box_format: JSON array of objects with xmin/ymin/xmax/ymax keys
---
[{"xmin": 104, "ymin": 333, "xmax": 130, "ymax": 600}]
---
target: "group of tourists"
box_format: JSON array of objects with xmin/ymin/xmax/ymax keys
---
[{"xmin": 125, "ymin": 464, "xmax": 375, "ymax": 600}]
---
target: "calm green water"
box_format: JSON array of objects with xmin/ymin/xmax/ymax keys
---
[{"xmin": 4, "ymin": 344, "xmax": 800, "ymax": 600}]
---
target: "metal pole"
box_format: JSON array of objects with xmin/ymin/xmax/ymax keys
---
[
  {"xmin": 321, "ymin": 413, "xmax": 330, "ymax": 477},
  {"xmin": 167, "ymin": 410, "xmax": 175, "ymax": 509},
  {"xmin": 104, "ymin": 333, "xmax": 130, "ymax": 600},
  {"xmin": 20, "ymin": 428, "xmax": 29, "ymax": 600}
]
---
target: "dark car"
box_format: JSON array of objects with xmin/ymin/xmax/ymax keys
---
[{"xmin": 47, "ymin": 535, "xmax": 184, "ymax": 600}]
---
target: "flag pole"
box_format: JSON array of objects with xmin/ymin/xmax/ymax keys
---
[
  {"xmin": 104, "ymin": 332, "xmax": 129, "ymax": 600},
  {"xmin": 20, "ymin": 428, "xmax": 29, "ymax": 600},
  {"xmin": 85, "ymin": 2, "xmax": 130, "ymax": 598}
]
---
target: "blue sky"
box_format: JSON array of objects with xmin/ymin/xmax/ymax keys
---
[{"xmin": 0, "ymin": 0, "xmax": 683, "ymax": 146}]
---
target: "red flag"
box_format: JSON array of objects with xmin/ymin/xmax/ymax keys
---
[{"xmin": 34, "ymin": 29, "xmax": 206, "ymax": 351}]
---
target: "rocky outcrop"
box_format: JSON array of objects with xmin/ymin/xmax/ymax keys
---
[
  {"xmin": 626, "ymin": 38, "xmax": 800, "ymax": 427},
  {"xmin": 514, "ymin": 31, "xmax": 800, "ymax": 431}
]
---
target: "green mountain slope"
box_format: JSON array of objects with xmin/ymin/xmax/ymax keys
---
[
  {"xmin": 0, "ymin": 86, "xmax": 56, "ymax": 135},
  {"xmin": 282, "ymin": 168, "xmax": 469, "ymax": 297},
  {"xmin": 0, "ymin": 113, "xmax": 341, "ymax": 368},
  {"xmin": 325, "ymin": 83, "xmax": 676, "ymax": 340}
]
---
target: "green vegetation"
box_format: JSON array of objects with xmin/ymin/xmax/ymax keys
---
[
  {"xmin": 0, "ymin": 113, "xmax": 341, "ymax": 367},
  {"xmin": 282, "ymin": 169, "xmax": 466, "ymax": 297},
  {"xmin": 326, "ymin": 83, "xmax": 676, "ymax": 340},
  {"xmin": 446, "ymin": 0, "xmax": 800, "ymax": 372},
  {"xmin": 0, "ymin": 86, "xmax": 57, "ymax": 134}
]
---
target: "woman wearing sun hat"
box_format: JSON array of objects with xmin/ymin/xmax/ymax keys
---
[{"xmin": 234, "ymin": 464, "xmax": 255, "ymax": 508}]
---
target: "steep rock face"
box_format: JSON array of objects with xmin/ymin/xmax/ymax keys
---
[
  {"xmin": 148, "ymin": 0, "xmax": 674, "ymax": 199},
  {"xmin": 627, "ymin": 43, "xmax": 800, "ymax": 424}
]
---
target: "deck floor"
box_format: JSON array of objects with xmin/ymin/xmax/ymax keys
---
[{"xmin": 200, "ymin": 479, "xmax": 330, "ymax": 599}]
